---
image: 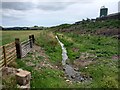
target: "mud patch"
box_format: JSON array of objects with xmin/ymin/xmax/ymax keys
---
[
  {"xmin": 72, "ymin": 47, "xmax": 79, "ymax": 52},
  {"xmin": 74, "ymin": 59, "xmax": 95, "ymax": 67},
  {"xmin": 22, "ymin": 44, "xmax": 59, "ymax": 71},
  {"xmin": 74, "ymin": 52, "xmax": 97, "ymax": 67},
  {"xmin": 112, "ymin": 55, "xmax": 119, "ymax": 60}
]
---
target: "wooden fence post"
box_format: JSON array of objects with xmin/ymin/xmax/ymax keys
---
[
  {"xmin": 15, "ymin": 38, "xmax": 22, "ymax": 59},
  {"xmin": 3, "ymin": 46, "xmax": 7, "ymax": 66},
  {"xmin": 29, "ymin": 35, "xmax": 32, "ymax": 48},
  {"xmin": 31, "ymin": 35, "xmax": 35, "ymax": 44}
]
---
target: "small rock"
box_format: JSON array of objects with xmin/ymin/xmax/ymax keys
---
[
  {"xmin": 74, "ymin": 67, "xmax": 79, "ymax": 71},
  {"xmin": 77, "ymin": 81, "xmax": 81, "ymax": 83},
  {"xmin": 55, "ymin": 66, "xmax": 58, "ymax": 68},
  {"xmin": 64, "ymin": 77, "xmax": 67, "ymax": 79},
  {"xmin": 71, "ymin": 75, "xmax": 75, "ymax": 79},
  {"xmin": 80, "ymin": 77, "xmax": 84, "ymax": 81},
  {"xmin": 66, "ymin": 79, "xmax": 70, "ymax": 82}
]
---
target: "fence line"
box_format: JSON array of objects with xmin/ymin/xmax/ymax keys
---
[
  {"xmin": 21, "ymin": 38, "xmax": 32, "ymax": 57},
  {"xmin": 0, "ymin": 42, "xmax": 16, "ymax": 70},
  {"xmin": 0, "ymin": 34, "xmax": 35, "ymax": 70}
]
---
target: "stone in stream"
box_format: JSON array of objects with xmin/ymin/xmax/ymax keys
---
[
  {"xmin": 64, "ymin": 65, "xmax": 75, "ymax": 78},
  {"xmin": 64, "ymin": 65, "xmax": 83, "ymax": 81}
]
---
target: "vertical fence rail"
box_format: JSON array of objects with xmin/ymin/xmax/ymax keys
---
[{"xmin": 3, "ymin": 46, "xmax": 7, "ymax": 67}]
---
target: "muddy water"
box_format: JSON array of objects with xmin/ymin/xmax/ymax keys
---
[{"xmin": 56, "ymin": 36, "xmax": 84, "ymax": 82}]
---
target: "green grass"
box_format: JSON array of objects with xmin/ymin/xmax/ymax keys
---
[
  {"xmin": 1, "ymin": 30, "xmax": 40, "ymax": 45},
  {"xmin": 35, "ymin": 31, "xmax": 62, "ymax": 65},
  {"xmin": 57, "ymin": 33, "xmax": 118, "ymax": 61},
  {"xmin": 55, "ymin": 19, "xmax": 120, "ymax": 30},
  {"xmin": 56, "ymin": 32, "xmax": 119, "ymax": 88},
  {"xmin": 32, "ymin": 30, "xmax": 118, "ymax": 88},
  {"xmin": 1, "ymin": 21, "xmax": 119, "ymax": 88},
  {"xmin": 16, "ymin": 57, "xmax": 69, "ymax": 88},
  {"xmin": 80, "ymin": 19, "xmax": 120, "ymax": 29}
]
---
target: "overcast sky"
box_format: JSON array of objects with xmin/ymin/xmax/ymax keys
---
[{"xmin": 1, "ymin": 0, "xmax": 120, "ymax": 27}]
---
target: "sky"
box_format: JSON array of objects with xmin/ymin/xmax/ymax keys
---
[{"xmin": 1, "ymin": 0, "xmax": 120, "ymax": 27}]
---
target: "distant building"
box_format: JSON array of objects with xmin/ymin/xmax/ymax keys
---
[
  {"xmin": 96, "ymin": 12, "xmax": 120, "ymax": 20},
  {"xmin": 100, "ymin": 6, "xmax": 108, "ymax": 17}
]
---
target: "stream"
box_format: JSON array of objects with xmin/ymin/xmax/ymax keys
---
[{"xmin": 55, "ymin": 36, "xmax": 85, "ymax": 82}]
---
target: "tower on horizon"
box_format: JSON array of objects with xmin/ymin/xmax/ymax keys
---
[{"xmin": 100, "ymin": 6, "xmax": 108, "ymax": 17}]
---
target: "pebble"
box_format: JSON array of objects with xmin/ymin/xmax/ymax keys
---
[{"xmin": 66, "ymin": 79, "xmax": 70, "ymax": 82}]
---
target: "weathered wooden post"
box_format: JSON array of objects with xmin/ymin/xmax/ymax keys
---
[
  {"xmin": 3, "ymin": 46, "xmax": 7, "ymax": 66},
  {"xmin": 29, "ymin": 35, "xmax": 32, "ymax": 48},
  {"xmin": 15, "ymin": 38, "xmax": 22, "ymax": 59},
  {"xmin": 31, "ymin": 35, "xmax": 35, "ymax": 44}
]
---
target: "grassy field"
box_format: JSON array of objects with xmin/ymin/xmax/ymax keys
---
[
  {"xmin": 37, "ymin": 30, "xmax": 118, "ymax": 87},
  {"xmin": 0, "ymin": 30, "xmax": 40, "ymax": 45},
  {"xmin": 1, "ymin": 22, "xmax": 119, "ymax": 88}
]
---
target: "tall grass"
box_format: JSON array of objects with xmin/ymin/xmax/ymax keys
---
[{"xmin": 36, "ymin": 31, "xmax": 62, "ymax": 65}]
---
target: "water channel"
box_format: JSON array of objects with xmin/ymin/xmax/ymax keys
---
[{"xmin": 55, "ymin": 36, "xmax": 85, "ymax": 82}]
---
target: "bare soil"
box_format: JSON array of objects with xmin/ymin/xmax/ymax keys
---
[{"xmin": 23, "ymin": 44, "xmax": 59, "ymax": 71}]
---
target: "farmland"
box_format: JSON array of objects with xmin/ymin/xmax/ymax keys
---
[{"xmin": 1, "ymin": 30, "xmax": 40, "ymax": 45}]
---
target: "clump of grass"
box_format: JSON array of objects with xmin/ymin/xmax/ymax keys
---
[
  {"xmin": 101, "ymin": 76, "xmax": 118, "ymax": 88},
  {"xmin": 2, "ymin": 74, "xmax": 17, "ymax": 89}
]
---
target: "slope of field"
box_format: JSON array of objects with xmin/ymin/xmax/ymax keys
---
[{"xmin": 52, "ymin": 19, "xmax": 119, "ymax": 36}]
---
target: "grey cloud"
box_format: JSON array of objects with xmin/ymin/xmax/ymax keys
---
[
  {"xmin": 36, "ymin": 2, "xmax": 75, "ymax": 11},
  {"xmin": 2, "ymin": 0, "xmax": 94, "ymax": 2},
  {"xmin": 2, "ymin": 8, "xmax": 26, "ymax": 20},
  {"xmin": 2, "ymin": 2, "xmax": 34, "ymax": 10},
  {"xmin": 2, "ymin": 2, "xmax": 76, "ymax": 11}
]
